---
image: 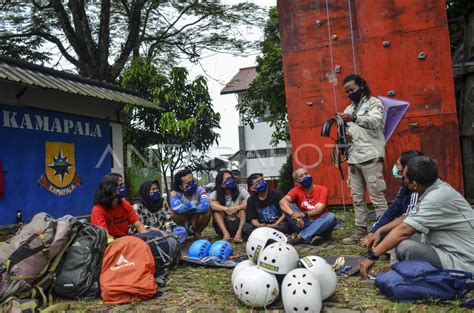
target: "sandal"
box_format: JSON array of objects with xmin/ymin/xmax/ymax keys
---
[
  {"xmin": 233, "ymin": 237, "xmax": 243, "ymax": 243},
  {"xmin": 287, "ymin": 233, "xmax": 301, "ymax": 245}
]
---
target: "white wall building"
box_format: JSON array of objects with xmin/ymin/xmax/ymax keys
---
[{"xmin": 221, "ymin": 67, "xmax": 290, "ymax": 179}]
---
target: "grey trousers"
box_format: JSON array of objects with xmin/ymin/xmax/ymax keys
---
[
  {"xmin": 395, "ymin": 239, "xmax": 443, "ymax": 269},
  {"xmin": 348, "ymin": 160, "xmax": 388, "ymax": 227}
]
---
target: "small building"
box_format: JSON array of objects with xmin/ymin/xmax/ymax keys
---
[
  {"xmin": 221, "ymin": 66, "xmax": 290, "ymax": 179},
  {"xmin": 0, "ymin": 56, "xmax": 158, "ymax": 225}
]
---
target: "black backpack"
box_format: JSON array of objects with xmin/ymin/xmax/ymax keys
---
[
  {"xmin": 135, "ymin": 230, "xmax": 181, "ymax": 278},
  {"xmin": 54, "ymin": 222, "xmax": 107, "ymax": 300}
]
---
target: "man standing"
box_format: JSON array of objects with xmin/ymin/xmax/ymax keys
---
[
  {"xmin": 280, "ymin": 168, "xmax": 338, "ymax": 245},
  {"xmin": 243, "ymin": 173, "xmax": 290, "ymax": 237},
  {"xmin": 339, "ymin": 74, "xmax": 388, "ymax": 245},
  {"xmin": 360, "ymin": 156, "xmax": 474, "ymax": 278}
]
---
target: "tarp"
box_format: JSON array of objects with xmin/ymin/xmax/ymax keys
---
[{"xmin": 378, "ymin": 96, "xmax": 410, "ymax": 143}]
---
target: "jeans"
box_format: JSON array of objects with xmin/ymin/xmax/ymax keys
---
[{"xmin": 286, "ymin": 204, "xmax": 338, "ymax": 241}]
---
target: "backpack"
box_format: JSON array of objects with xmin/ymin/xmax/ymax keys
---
[
  {"xmin": 375, "ymin": 260, "xmax": 473, "ymax": 303},
  {"xmin": 99, "ymin": 236, "xmax": 157, "ymax": 304},
  {"xmin": 0, "ymin": 213, "xmax": 75, "ymax": 310},
  {"xmin": 54, "ymin": 222, "xmax": 107, "ymax": 300},
  {"xmin": 135, "ymin": 230, "xmax": 181, "ymax": 278}
]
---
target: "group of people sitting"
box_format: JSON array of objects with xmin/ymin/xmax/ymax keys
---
[
  {"xmin": 89, "ymin": 150, "xmax": 474, "ymax": 277},
  {"xmin": 89, "ymin": 166, "xmax": 338, "ymax": 247}
]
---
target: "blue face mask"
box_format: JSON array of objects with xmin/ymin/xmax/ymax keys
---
[
  {"xmin": 118, "ymin": 185, "xmax": 127, "ymax": 198},
  {"xmin": 148, "ymin": 191, "xmax": 161, "ymax": 202},
  {"xmin": 255, "ymin": 179, "xmax": 268, "ymax": 193},
  {"xmin": 186, "ymin": 180, "xmax": 198, "ymax": 194},
  {"xmin": 392, "ymin": 165, "xmax": 403, "ymax": 180},
  {"xmin": 299, "ymin": 175, "xmax": 313, "ymax": 188},
  {"xmin": 224, "ymin": 177, "xmax": 237, "ymax": 189}
]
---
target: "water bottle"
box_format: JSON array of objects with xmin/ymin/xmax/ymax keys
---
[{"xmin": 16, "ymin": 209, "xmax": 22, "ymax": 224}]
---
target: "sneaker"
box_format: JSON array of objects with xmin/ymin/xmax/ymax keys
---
[
  {"xmin": 310, "ymin": 235, "xmax": 324, "ymax": 246},
  {"xmin": 342, "ymin": 226, "xmax": 367, "ymax": 245}
]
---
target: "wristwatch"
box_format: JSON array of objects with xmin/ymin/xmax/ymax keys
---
[
  {"xmin": 351, "ymin": 112, "xmax": 358, "ymax": 122},
  {"xmin": 367, "ymin": 249, "xmax": 379, "ymax": 261}
]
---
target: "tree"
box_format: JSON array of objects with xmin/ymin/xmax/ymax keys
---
[
  {"xmin": 0, "ymin": 0, "xmax": 264, "ymax": 82},
  {"xmin": 121, "ymin": 58, "xmax": 220, "ymax": 197},
  {"xmin": 447, "ymin": 0, "xmax": 473, "ymax": 51},
  {"xmin": 277, "ymin": 154, "xmax": 293, "ymax": 195},
  {"xmin": 237, "ymin": 6, "xmax": 288, "ymax": 146}
]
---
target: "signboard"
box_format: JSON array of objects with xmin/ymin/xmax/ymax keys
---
[{"xmin": 0, "ymin": 104, "xmax": 111, "ymax": 225}]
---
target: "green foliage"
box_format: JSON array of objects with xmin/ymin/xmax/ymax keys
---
[
  {"xmin": 0, "ymin": 1, "xmax": 265, "ymax": 82},
  {"xmin": 277, "ymin": 154, "xmax": 294, "ymax": 195},
  {"xmin": 237, "ymin": 7, "xmax": 288, "ymax": 146},
  {"xmin": 447, "ymin": 0, "xmax": 473, "ymax": 51},
  {"xmin": 121, "ymin": 58, "xmax": 220, "ymax": 196}
]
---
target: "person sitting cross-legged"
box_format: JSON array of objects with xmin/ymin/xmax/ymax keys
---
[
  {"xmin": 91, "ymin": 173, "xmax": 147, "ymax": 240},
  {"xmin": 360, "ymin": 150, "xmax": 423, "ymax": 251},
  {"xmin": 360, "ymin": 156, "xmax": 474, "ymax": 279},
  {"xmin": 132, "ymin": 180, "xmax": 188, "ymax": 243},
  {"xmin": 170, "ymin": 169, "xmax": 211, "ymax": 239},
  {"xmin": 210, "ymin": 170, "xmax": 249, "ymax": 243},
  {"xmin": 242, "ymin": 173, "xmax": 290, "ymax": 238},
  {"xmin": 279, "ymin": 167, "xmax": 338, "ymax": 245}
]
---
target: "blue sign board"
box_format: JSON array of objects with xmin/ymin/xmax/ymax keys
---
[{"xmin": 0, "ymin": 104, "xmax": 112, "ymax": 225}]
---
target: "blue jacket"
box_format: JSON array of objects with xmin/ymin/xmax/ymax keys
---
[
  {"xmin": 170, "ymin": 186, "xmax": 209, "ymax": 214},
  {"xmin": 370, "ymin": 186, "xmax": 419, "ymax": 233}
]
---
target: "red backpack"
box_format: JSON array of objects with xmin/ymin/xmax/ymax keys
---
[{"xmin": 99, "ymin": 236, "xmax": 157, "ymax": 304}]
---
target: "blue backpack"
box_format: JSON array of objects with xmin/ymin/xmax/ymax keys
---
[{"xmin": 375, "ymin": 260, "xmax": 473, "ymax": 306}]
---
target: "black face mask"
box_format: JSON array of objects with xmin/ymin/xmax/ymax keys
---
[{"xmin": 348, "ymin": 88, "xmax": 363, "ymax": 104}]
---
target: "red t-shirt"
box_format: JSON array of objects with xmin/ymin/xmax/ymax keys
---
[
  {"xmin": 91, "ymin": 199, "xmax": 139, "ymax": 238},
  {"xmin": 287, "ymin": 184, "xmax": 329, "ymax": 220}
]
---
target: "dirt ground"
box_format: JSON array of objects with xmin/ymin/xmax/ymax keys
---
[{"xmin": 2, "ymin": 209, "xmax": 473, "ymax": 312}]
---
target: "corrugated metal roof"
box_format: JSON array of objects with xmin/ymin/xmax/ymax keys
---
[
  {"xmin": 220, "ymin": 66, "xmax": 257, "ymax": 95},
  {"xmin": 0, "ymin": 56, "xmax": 158, "ymax": 110}
]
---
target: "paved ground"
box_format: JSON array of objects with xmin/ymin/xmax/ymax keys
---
[{"xmin": 2, "ymin": 209, "xmax": 472, "ymax": 312}]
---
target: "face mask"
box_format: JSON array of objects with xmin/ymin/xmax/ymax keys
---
[
  {"xmin": 185, "ymin": 180, "xmax": 198, "ymax": 194},
  {"xmin": 224, "ymin": 177, "xmax": 237, "ymax": 189},
  {"xmin": 148, "ymin": 191, "xmax": 161, "ymax": 202},
  {"xmin": 348, "ymin": 88, "xmax": 363, "ymax": 104},
  {"xmin": 118, "ymin": 185, "xmax": 127, "ymax": 198},
  {"xmin": 299, "ymin": 175, "xmax": 313, "ymax": 188},
  {"xmin": 392, "ymin": 165, "xmax": 403, "ymax": 180},
  {"xmin": 255, "ymin": 179, "xmax": 268, "ymax": 193}
]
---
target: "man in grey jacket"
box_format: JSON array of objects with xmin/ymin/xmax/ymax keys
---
[
  {"xmin": 360, "ymin": 156, "xmax": 474, "ymax": 278},
  {"xmin": 339, "ymin": 74, "xmax": 388, "ymax": 244}
]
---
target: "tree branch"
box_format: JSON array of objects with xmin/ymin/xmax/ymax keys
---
[
  {"xmin": 68, "ymin": 0, "xmax": 98, "ymax": 70},
  {"xmin": 0, "ymin": 32, "xmax": 79, "ymax": 67},
  {"xmin": 111, "ymin": 0, "xmax": 147, "ymax": 80},
  {"xmin": 119, "ymin": 0, "xmax": 131, "ymax": 18},
  {"xmin": 98, "ymin": 0, "xmax": 111, "ymax": 79},
  {"xmin": 50, "ymin": 0, "xmax": 81, "ymax": 56}
]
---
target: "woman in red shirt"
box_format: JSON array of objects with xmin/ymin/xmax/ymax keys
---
[{"xmin": 91, "ymin": 173, "xmax": 147, "ymax": 239}]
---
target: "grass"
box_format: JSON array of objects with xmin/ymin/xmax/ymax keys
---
[{"xmin": 2, "ymin": 208, "xmax": 473, "ymax": 312}]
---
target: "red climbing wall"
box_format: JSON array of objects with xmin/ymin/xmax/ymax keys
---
[{"xmin": 277, "ymin": 0, "xmax": 464, "ymax": 204}]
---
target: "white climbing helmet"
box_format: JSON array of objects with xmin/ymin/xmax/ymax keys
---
[
  {"xmin": 282, "ymin": 268, "xmax": 322, "ymax": 313},
  {"xmin": 299, "ymin": 255, "xmax": 337, "ymax": 300},
  {"xmin": 231, "ymin": 259, "xmax": 255, "ymax": 284},
  {"xmin": 233, "ymin": 266, "xmax": 279, "ymax": 308},
  {"xmin": 257, "ymin": 241, "xmax": 299, "ymax": 275},
  {"xmin": 246, "ymin": 227, "xmax": 287, "ymax": 263}
]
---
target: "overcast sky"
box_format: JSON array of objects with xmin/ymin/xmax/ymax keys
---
[{"xmin": 184, "ymin": 0, "xmax": 277, "ymax": 159}]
